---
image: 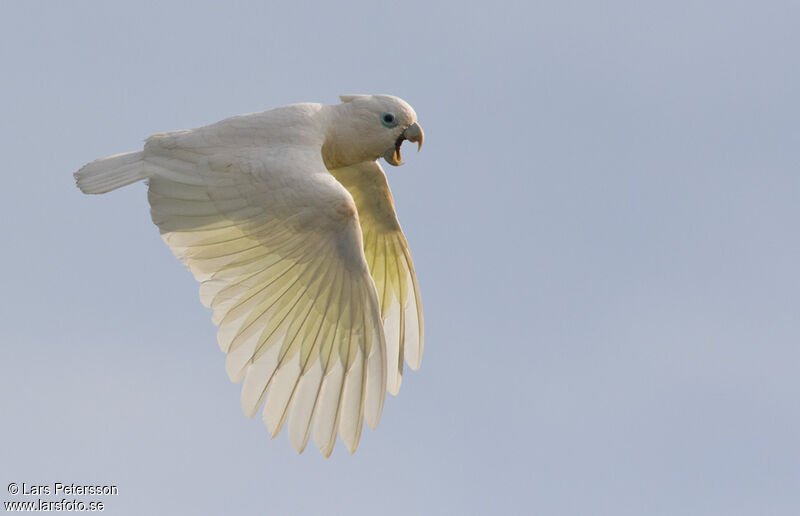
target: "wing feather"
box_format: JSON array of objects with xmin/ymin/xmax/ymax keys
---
[
  {"xmin": 330, "ymin": 161, "xmax": 424, "ymax": 395},
  {"xmin": 146, "ymin": 146, "xmax": 386, "ymax": 456}
]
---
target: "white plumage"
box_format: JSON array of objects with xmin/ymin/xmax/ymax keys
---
[{"xmin": 75, "ymin": 94, "xmax": 425, "ymax": 456}]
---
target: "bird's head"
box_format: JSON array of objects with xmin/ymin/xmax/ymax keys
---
[{"xmin": 325, "ymin": 94, "xmax": 424, "ymax": 169}]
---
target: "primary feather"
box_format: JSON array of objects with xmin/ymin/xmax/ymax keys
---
[{"xmin": 74, "ymin": 95, "xmax": 425, "ymax": 456}]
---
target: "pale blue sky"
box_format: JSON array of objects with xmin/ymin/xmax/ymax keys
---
[{"xmin": 1, "ymin": 1, "xmax": 799, "ymax": 514}]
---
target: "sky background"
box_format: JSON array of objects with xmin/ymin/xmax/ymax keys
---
[{"xmin": 1, "ymin": 1, "xmax": 799, "ymax": 514}]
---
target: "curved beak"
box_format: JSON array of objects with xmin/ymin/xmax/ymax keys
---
[
  {"xmin": 383, "ymin": 122, "xmax": 425, "ymax": 166},
  {"xmin": 404, "ymin": 122, "xmax": 424, "ymax": 151}
]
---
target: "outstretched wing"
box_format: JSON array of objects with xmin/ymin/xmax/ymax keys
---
[
  {"xmin": 146, "ymin": 146, "xmax": 386, "ymax": 457},
  {"xmin": 330, "ymin": 161, "xmax": 423, "ymax": 395}
]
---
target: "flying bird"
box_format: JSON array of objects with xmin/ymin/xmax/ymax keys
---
[{"xmin": 75, "ymin": 94, "xmax": 424, "ymax": 457}]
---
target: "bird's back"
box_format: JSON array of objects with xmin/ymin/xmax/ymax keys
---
[{"xmin": 144, "ymin": 102, "xmax": 328, "ymax": 160}]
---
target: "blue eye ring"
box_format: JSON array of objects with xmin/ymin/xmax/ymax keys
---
[{"xmin": 381, "ymin": 112, "xmax": 398, "ymax": 128}]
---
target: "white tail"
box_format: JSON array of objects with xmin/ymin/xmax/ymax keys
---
[{"xmin": 74, "ymin": 151, "xmax": 149, "ymax": 194}]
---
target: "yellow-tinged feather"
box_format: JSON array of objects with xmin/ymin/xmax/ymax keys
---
[{"xmin": 147, "ymin": 149, "xmax": 388, "ymax": 457}]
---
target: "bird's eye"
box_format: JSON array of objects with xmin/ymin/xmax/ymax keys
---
[{"xmin": 381, "ymin": 112, "xmax": 398, "ymax": 128}]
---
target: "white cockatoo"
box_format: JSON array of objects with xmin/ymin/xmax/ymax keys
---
[{"xmin": 75, "ymin": 94, "xmax": 424, "ymax": 457}]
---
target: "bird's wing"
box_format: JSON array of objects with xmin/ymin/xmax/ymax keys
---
[
  {"xmin": 146, "ymin": 146, "xmax": 386, "ymax": 457},
  {"xmin": 329, "ymin": 161, "xmax": 423, "ymax": 395}
]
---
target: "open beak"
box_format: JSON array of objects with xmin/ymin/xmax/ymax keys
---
[{"xmin": 383, "ymin": 122, "xmax": 424, "ymax": 166}]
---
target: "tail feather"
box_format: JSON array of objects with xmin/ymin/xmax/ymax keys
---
[{"xmin": 75, "ymin": 151, "xmax": 148, "ymax": 194}]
